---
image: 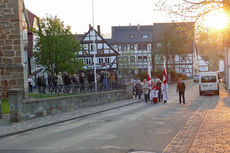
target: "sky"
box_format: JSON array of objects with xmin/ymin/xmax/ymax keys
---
[{"xmin": 24, "ymin": 0, "xmax": 172, "ymax": 35}]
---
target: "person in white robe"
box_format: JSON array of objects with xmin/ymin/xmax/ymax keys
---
[
  {"xmin": 150, "ymin": 82, "xmax": 159, "ymax": 103},
  {"xmin": 161, "ymin": 83, "xmax": 168, "ymax": 103}
]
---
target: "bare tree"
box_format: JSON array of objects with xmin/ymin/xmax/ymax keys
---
[{"xmin": 154, "ymin": 0, "xmax": 228, "ymax": 22}]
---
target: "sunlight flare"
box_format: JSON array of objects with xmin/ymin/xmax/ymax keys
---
[{"xmin": 204, "ymin": 9, "xmax": 229, "ymax": 30}]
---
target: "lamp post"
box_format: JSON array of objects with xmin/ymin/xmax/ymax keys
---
[
  {"xmin": 0, "ymin": 75, "xmax": 2, "ymax": 119},
  {"xmin": 92, "ymin": 0, "xmax": 97, "ymax": 92},
  {"xmin": 0, "ymin": 98, "xmax": 2, "ymax": 119}
]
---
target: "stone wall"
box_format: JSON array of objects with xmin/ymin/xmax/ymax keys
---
[
  {"xmin": 0, "ymin": 0, "xmax": 27, "ymax": 98},
  {"xmin": 8, "ymin": 88, "xmax": 133, "ymax": 121}
]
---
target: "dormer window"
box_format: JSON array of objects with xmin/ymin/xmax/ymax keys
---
[
  {"xmin": 142, "ymin": 34, "xmax": 148, "ymax": 39},
  {"xmin": 130, "ymin": 34, "xmax": 134, "ymax": 38}
]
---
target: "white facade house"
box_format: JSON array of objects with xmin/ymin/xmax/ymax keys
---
[
  {"xmin": 77, "ymin": 25, "xmax": 119, "ymax": 71},
  {"xmin": 198, "ymin": 55, "xmax": 209, "ymax": 72}
]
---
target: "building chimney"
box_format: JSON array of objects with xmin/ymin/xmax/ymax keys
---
[
  {"xmin": 89, "ymin": 24, "xmax": 91, "ymax": 30},
  {"xmin": 97, "ymin": 25, "xmax": 101, "ymax": 35}
]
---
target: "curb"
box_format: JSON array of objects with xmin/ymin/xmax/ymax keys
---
[{"xmin": 0, "ymin": 99, "xmax": 142, "ymax": 139}]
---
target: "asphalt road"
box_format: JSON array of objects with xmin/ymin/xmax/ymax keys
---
[{"xmin": 0, "ymin": 83, "xmax": 217, "ymax": 153}]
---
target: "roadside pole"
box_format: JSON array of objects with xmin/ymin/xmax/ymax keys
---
[
  {"xmin": 0, "ymin": 98, "xmax": 2, "ymax": 119},
  {"xmin": 0, "ymin": 74, "xmax": 2, "ymax": 119}
]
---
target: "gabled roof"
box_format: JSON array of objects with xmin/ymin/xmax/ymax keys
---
[
  {"xmin": 26, "ymin": 9, "xmax": 37, "ymax": 33},
  {"xmin": 26, "ymin": 9, "xmax": 38, "ymax": 58},
  {"xmin": 77, "ymin": 27, "xmax": 119, "ymax": 56},
  {"xmin": 111, "ymin": 25, "xmax": 153, "ymax": 43}
]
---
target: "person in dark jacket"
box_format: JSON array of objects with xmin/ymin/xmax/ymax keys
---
[
  {"xmin": 47, "ymin": 73, "xmax": 53, "ymax": 92},
  {"xmin": 79, "ymin": 72, "xmax": 85, "ymax": 92},
  {"xmin": 87, "ymin": 71, "xmax": 94, "ymax": 92},
  {"xmin": 41, "ymin": 72, "xmax": 46, "ymax": 93},
  {"xmin": 72, "ymin": 74, "xmax": 78, "ymax": 92},
  {"xmin": 52, "ymin": 73, "xmax": 58, "ymax": 93},
  {"xmin": 157, "ymin": 80, "xmax": 162, "ymax": 102},
  {"xmin": 135, "ymin": 80, "xmax": 143, "ymax": 99},
  {"xmin": 63, "ymin": 72, "xmax": 71, "ymax": 93},
  {"xmin": 37, "ymin": 74, "xmax": 42, "ymax": 93},
  {"xmin": 176, "ymin": 78, "xmax": 186, "ymax": 104}
]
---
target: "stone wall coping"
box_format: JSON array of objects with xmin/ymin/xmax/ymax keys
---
[
  {"xmin": 0, "ymin": 63, "xmax": 25, "ymax": 68},
  {"xmin": 24, "ymin": 89, "xmax": 125, "ymax": 104},
  {"xmin": 8, "ymin": 88, "xmax": 24, "ymax": 94}
]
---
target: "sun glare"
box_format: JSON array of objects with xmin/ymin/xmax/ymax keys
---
[{"xmin": 204, "ymin": 10, "xmax": 229, "ymax": 30}]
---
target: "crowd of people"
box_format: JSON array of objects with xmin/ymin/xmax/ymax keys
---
[
  {"xmin": 28, "ymin": 70, "xmax": 119, "ymax": 94},
  {"xmin": 132, "ymin": 78, "xmax": 186, "ymax": 105},
  {"xmin": 132, "ymin": 79, "xmax": 168, "ymax": 104}
]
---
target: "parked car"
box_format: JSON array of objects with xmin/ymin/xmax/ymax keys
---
[{"xmin": 193, "ymin": 74, "xmax": 200, "ymax": 83}]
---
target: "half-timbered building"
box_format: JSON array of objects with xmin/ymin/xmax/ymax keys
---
[{"xmin": 77, "ymin": 25, "xmax": 119, "ymax": 71}]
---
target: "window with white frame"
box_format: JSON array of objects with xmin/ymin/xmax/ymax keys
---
[
  {"xmin": 138, "ymin": 56, "xmax": 142, "ymax": 62},
  {"xmin": 143, "ymin": 56, "xmax": 147, "ymax": 62},
  {"xmin": 130, "ymin": 56, "xmax": 135, "ymax": 63},
  {"xmin": 79, "ymin": 58, "xmax": 84, "ymax": 64},
  {"xmin": 123, "ymin": 45, "xmax": 127, "ymax": 51},
  {"xmin": 130, "ymin": 44, "xmax": 134, "ymax": 50},
  {"xmin": 157, "ymin": 42, "xmax": 162, "ymax": 48},
  {"xmin": 99, "ymin": 58, "xmax": 104, "ymax": 64},
  {"xmin": 105, "ymin": 57, "xmax": 110, "ymax": 64},
  {"xmin": 143, "ymin": 44, "xmax": 147, "ymax": 50},
  {"xmin": 118, "ymin": 45, "xmax": 121, "ymax": 51},
  {"xmin": 138, "ymin": 44, "xmax": 142, "ymax": 50}
]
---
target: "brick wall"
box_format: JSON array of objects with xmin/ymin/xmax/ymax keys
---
[{"xmin": 0, "ymin": 0, "xmax": 27, "ymax": 98}]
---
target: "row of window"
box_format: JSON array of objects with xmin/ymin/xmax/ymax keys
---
[
  {"xmin": 119, "ymin": 56, "xmax": 150, "ymax": 63},
  {"xmin": 79, "ymin": 57, "xmax": 111, "ymax": 65},
  {"xmin": 129, "ymin": 34, "xmax": 149, "ymax": 39},
  {"xmin": 114, "ymin": 43, "xmax": 151, "ymax": 51}
]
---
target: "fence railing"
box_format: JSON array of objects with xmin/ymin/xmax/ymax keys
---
[{"xmin": 28, "ymin": 81, "xmax": 126, "ymax": 99}]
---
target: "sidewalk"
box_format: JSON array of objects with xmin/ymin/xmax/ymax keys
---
[
  {"xmin": 163, "ymin": 85, "xmax": 230, "ymax": 153},
  {"xmin": 0, "ymin": 98, "xmax": 142, "ymax": 138},
  {"xmin": 188, "ymin": 88, "xmax": 230, "ymax": 153}
]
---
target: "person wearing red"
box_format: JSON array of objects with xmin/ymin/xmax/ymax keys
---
[{"xmin": 150, "ymin": 82, "xmax": 159, "ymax": 104}]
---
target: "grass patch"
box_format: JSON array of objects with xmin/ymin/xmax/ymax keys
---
[
  {"xmin": 1, "ymin": 99, "xmax": 9, "ymax": 114},
  {"xmin": 29, "ymin": 93, "xmax": 73, "ymax": 98}
]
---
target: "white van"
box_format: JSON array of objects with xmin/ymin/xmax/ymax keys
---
[{"xmin": 199, "ymin": 72, "xmax": 219, "ymax": 95}]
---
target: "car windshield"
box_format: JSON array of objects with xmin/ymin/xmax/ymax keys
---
[{"xmin": 201, "ymin": 76, "xmax": 216, "ymax": 83}]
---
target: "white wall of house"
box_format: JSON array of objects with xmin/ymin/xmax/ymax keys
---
[
  {"xmin": 219, "ymin": 60, "xmax": 224, "ymax": 72},
  {"xmin": 113, "ymin": 43, "xmax": 152, "ymax": 72},
  {"xmin": 198, "ymin": 55, "xmax": 209, "ymax": 72}
]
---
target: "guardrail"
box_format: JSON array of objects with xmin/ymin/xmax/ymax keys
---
[{"xmin": 28, "ymin": 81, "xmax": 125, "ymax": 99}]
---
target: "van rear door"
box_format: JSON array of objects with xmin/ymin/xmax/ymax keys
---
[{"xmin": 200, "ymin": 75, "xmax": 218, "ymax": 91}]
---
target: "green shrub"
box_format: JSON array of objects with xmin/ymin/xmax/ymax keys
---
[{"xmin": 1, "ymin": 99, "xmax": 9, "ymax": 114}]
